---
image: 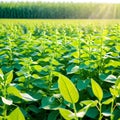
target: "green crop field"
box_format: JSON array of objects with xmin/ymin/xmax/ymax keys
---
[{"xmin": 0, "ymin": 19, "xmax": 120, "ymax": 120}]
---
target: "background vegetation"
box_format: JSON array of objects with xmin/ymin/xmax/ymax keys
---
[{"xmin": 0, "ymin": 2, "xmax": 120, "ymax": 19}]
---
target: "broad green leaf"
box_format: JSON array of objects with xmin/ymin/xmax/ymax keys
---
[
  {"xmin": 110, "ymin": 88, "xmax": 119, "ymax": 97},
  {"xmin": 77, "ymin": 79, "xmax": 90, "ymax": 91},
  {"xmin": 99, "ymin": 74, "xmax": 116, "ymax": 83},
  {"xmin": 20, "ymin": 93, "xmax": 37, "ymax": 101},
  {"xmin": 32, "ymin": 74, "xmax": 40, "ymax": 79},
  {"xmin": 1, "ymin": 97, "xmax": 13, "ymax": 105},
  {"xmin": 40, "ymin": 96, "xmax": 61, "ymax": 110},
  {"xmin": 8, "ymin": 107, "xmax": 25, "ymax": 120},
  {"xmin": 58, "ymin": 74, "xmax": 79, "ymax": 103},
  {"xmin": 91, "ymin": 79, "xmax": 103, "ymax": 101},
  {"xmin": 59, "ymin": 108, "xmax": 75, "ymax": 120},
  {"xmin": 66, "ymin": 64, "xmax": 79, "ymax": 74},
  {"xmin": 86, "ymin": 107, "xmax": 99, "ymax": 119},
  {"xmin": 7, "ymin": 86, "xmax": 22, "ymax": 98},
  {"xmin": 102, "ymin": 112, "xmax": 111, "ymax": 117},
  {"xmin": 33, "ymin": 65, "xmax": 42, "ymax": 72},
  {"xmin": 51, "ymin": 59, "xmax": 60, "ymax": 66},
  {"xmin": 104, "ymin": 75, "xmax": 116, "ymax": 83},
  {"xmin": 72, "ymin": 51, "xmax": 79, "ymax": 58},
  {"xmin": 80, "ymin": 100, "xmax": 98, "ymax": 107},
  {"xmin": 5, "ymin": 70, "xmax": 13, "ymax": 85},
  {"xmin": 102, "ymin": 98, "xmax": 113, "ymax": 105},
  {"xmin": 32, "ymin": 80, "xmax": 48, "ymax": 89}
]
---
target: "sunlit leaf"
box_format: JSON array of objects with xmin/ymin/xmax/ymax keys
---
[
  {"xmin": 7, "ymin": 86, "xmax": 22, "ymax": 98},
  {"xmin": 5, "ymin": 70, "xmax": 13, "ymax": 85},
  {"xmin": 33, "ymin": 65, "xmax": 42, "ymax": 72},
  {"xmin": 80, "ymin": 100, "xmax": 98, "ymax": 107},
  {"xmin": 58, "ymin": 73, "xmax": 79, "ymax": 103},
  {"xmin": 91, "ymin": 79, "xmax": 103, "ymax": 101},
  {"xmin": 110, "ymin": 88, "xmax": 119, "ymax": 97},
  {"xmin": 102, "ymin": 112, "xmax": 111, "ymax": 117},
  {"xmin": 102, "ymin": 98, "xmax": 113, "ymax": 105},
  {"xmin": 1, "ymin": 97, "xmax": 13, "ymax": 105},
  {"xmin": 59, "ymin": 108, "xmax": 75, "ymax": 120},
  {"xmin": 20, "ymin": 93, "xmax": 37, "ymax": 101},
  {"xmin": 66, "ymin": 64, "xmax": 79, "ymax": 74},
  {"xmin": 8, "ymin": 107, "xmax": 25, "ymax": 120}
]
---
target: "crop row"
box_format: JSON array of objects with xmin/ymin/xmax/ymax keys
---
[{"xmin": 0, "ymin": 23, "xmax": 120, "ymax": 120}]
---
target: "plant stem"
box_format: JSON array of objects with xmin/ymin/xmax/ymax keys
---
[
  {"xmin": 3, "ymin": 104, "xmax": 7, "ymax": 120},
  {"xmin": 110, "ymin": 97, "xmax": 115, "ymax": 120},
  {"xmin": 73, "ymin": 103, "xmax": 78, "ymax": 120},
  {"xmin": 98, "ymin": 102, "xmax": 102, "ymax": 120}
]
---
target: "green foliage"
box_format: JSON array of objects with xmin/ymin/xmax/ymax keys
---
[
  {"xmin": 0, "ymin": 21, "xmax": 120, "ymax": 120},
  {"xmin": 0, "ymin": 2, "xmax": 120, "ymax": 19},
  {"xmin": 58, "ymin": 73, "xmax": 79, "ymax": 103},
  {"xmin": 8, "ymin": 107, "xmax": 25, "ymax": 120},
  {"xmin": 91, "ymin": 79, "xmax": 103, "ymax": 101}
]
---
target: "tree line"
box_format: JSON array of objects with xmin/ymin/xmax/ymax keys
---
[{"xmin": 0, "ymin": 2, "xmax": 120, "ymax": 19}]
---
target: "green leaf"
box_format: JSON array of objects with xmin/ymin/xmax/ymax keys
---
[
  {"xmin": 77, "ymin": 79, "xmax": 90, "ymax": 91},
  {"xmin": 99, "ymin": 74, "xmax": 116, "ymax": 83},
  {"xmin": 102, "ymin": 98, "xmax": 113, "ymax": 105},
  {"xmin": 72, "ymin": 51, "xmax": 79, "ymax": 58},
  {"xmin": 40, "ymin": 96, "xmax": 61, "ymax": 110},
  {"xmin": 32, "ymin": 80, "xmax": 48, "ymax": 89},
  {"xmin": 110, "ymin": 88, "xmax": 119, "ymax": 97},
  {"xmin": 8, "ymin": 107, "xmax": 25, "ymax": 120},
  {"xmin": 1, "ymin": 97, "xmax": 13, "ymax": 105},
  {"xmin": 20, "ymin": 93, "xmax": 37, "ymax": 101},
  {"xmin": 48, "ymin": 111, "xmax": 59, "ymax": 120},
  {"xmin": 76, "ymin": 105, "xmax": 91, "ymax": 118},
  {"xmin": 33, "ymin": 65, "xmax": 42, "ymax": 72},
  {"xmin": 7, "ymin": 86, "xmax": 22, "ymax": 98},
  {"xmin": 86, "ymin": 107, "xmax": 99, "ymax": 119},
  {"xmin": 91, "ymin": 79, "xmax": 103, "ymax": 101},
  {"xmin": 80, "ymin": 100, "xmax": 98, "ymax": 107},
  {"xmin": 59, "ymin": 108, "xmax": 75, "ymax": 120},
  {"xmin": 5, "ymin": 70, "xmax": 13, "ymax": 85},
  {"xmin": 102, "ymin": 112, "xmax": 111, "ymax": 117},
  {"xmin": 28, "ymin": 105, "xmax": 39, "ymax": 113},
  {"xmin": 105, "ymin": 75, "xmax": 117, "ymax": 83},
  {"xmin": 32, "ymin": 74, "xmax": 40, "ymax": 79},
  {"xmin": 58, "ymin": 73, "xmax": 79, "ymax": 103},
  {"xmin": 66, "ymin": 64, "xmax": 79, "ymax": 74}
]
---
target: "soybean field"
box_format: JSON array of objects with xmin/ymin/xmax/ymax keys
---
[{"xmin": 0, "ymin": 20, "xmax": 120, "ymax": 120}]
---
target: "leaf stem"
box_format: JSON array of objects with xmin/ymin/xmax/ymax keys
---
[
  {"xmin": 73, "ymin": 103, "xmax": 78, "ymax": 120},
  {"xmin": 98, "ymin": 102, "xmax": 102, "ymax": 120},
  {"xmin": 110, "ymin": 97, "xmax": 115, "ymax": 120}
]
